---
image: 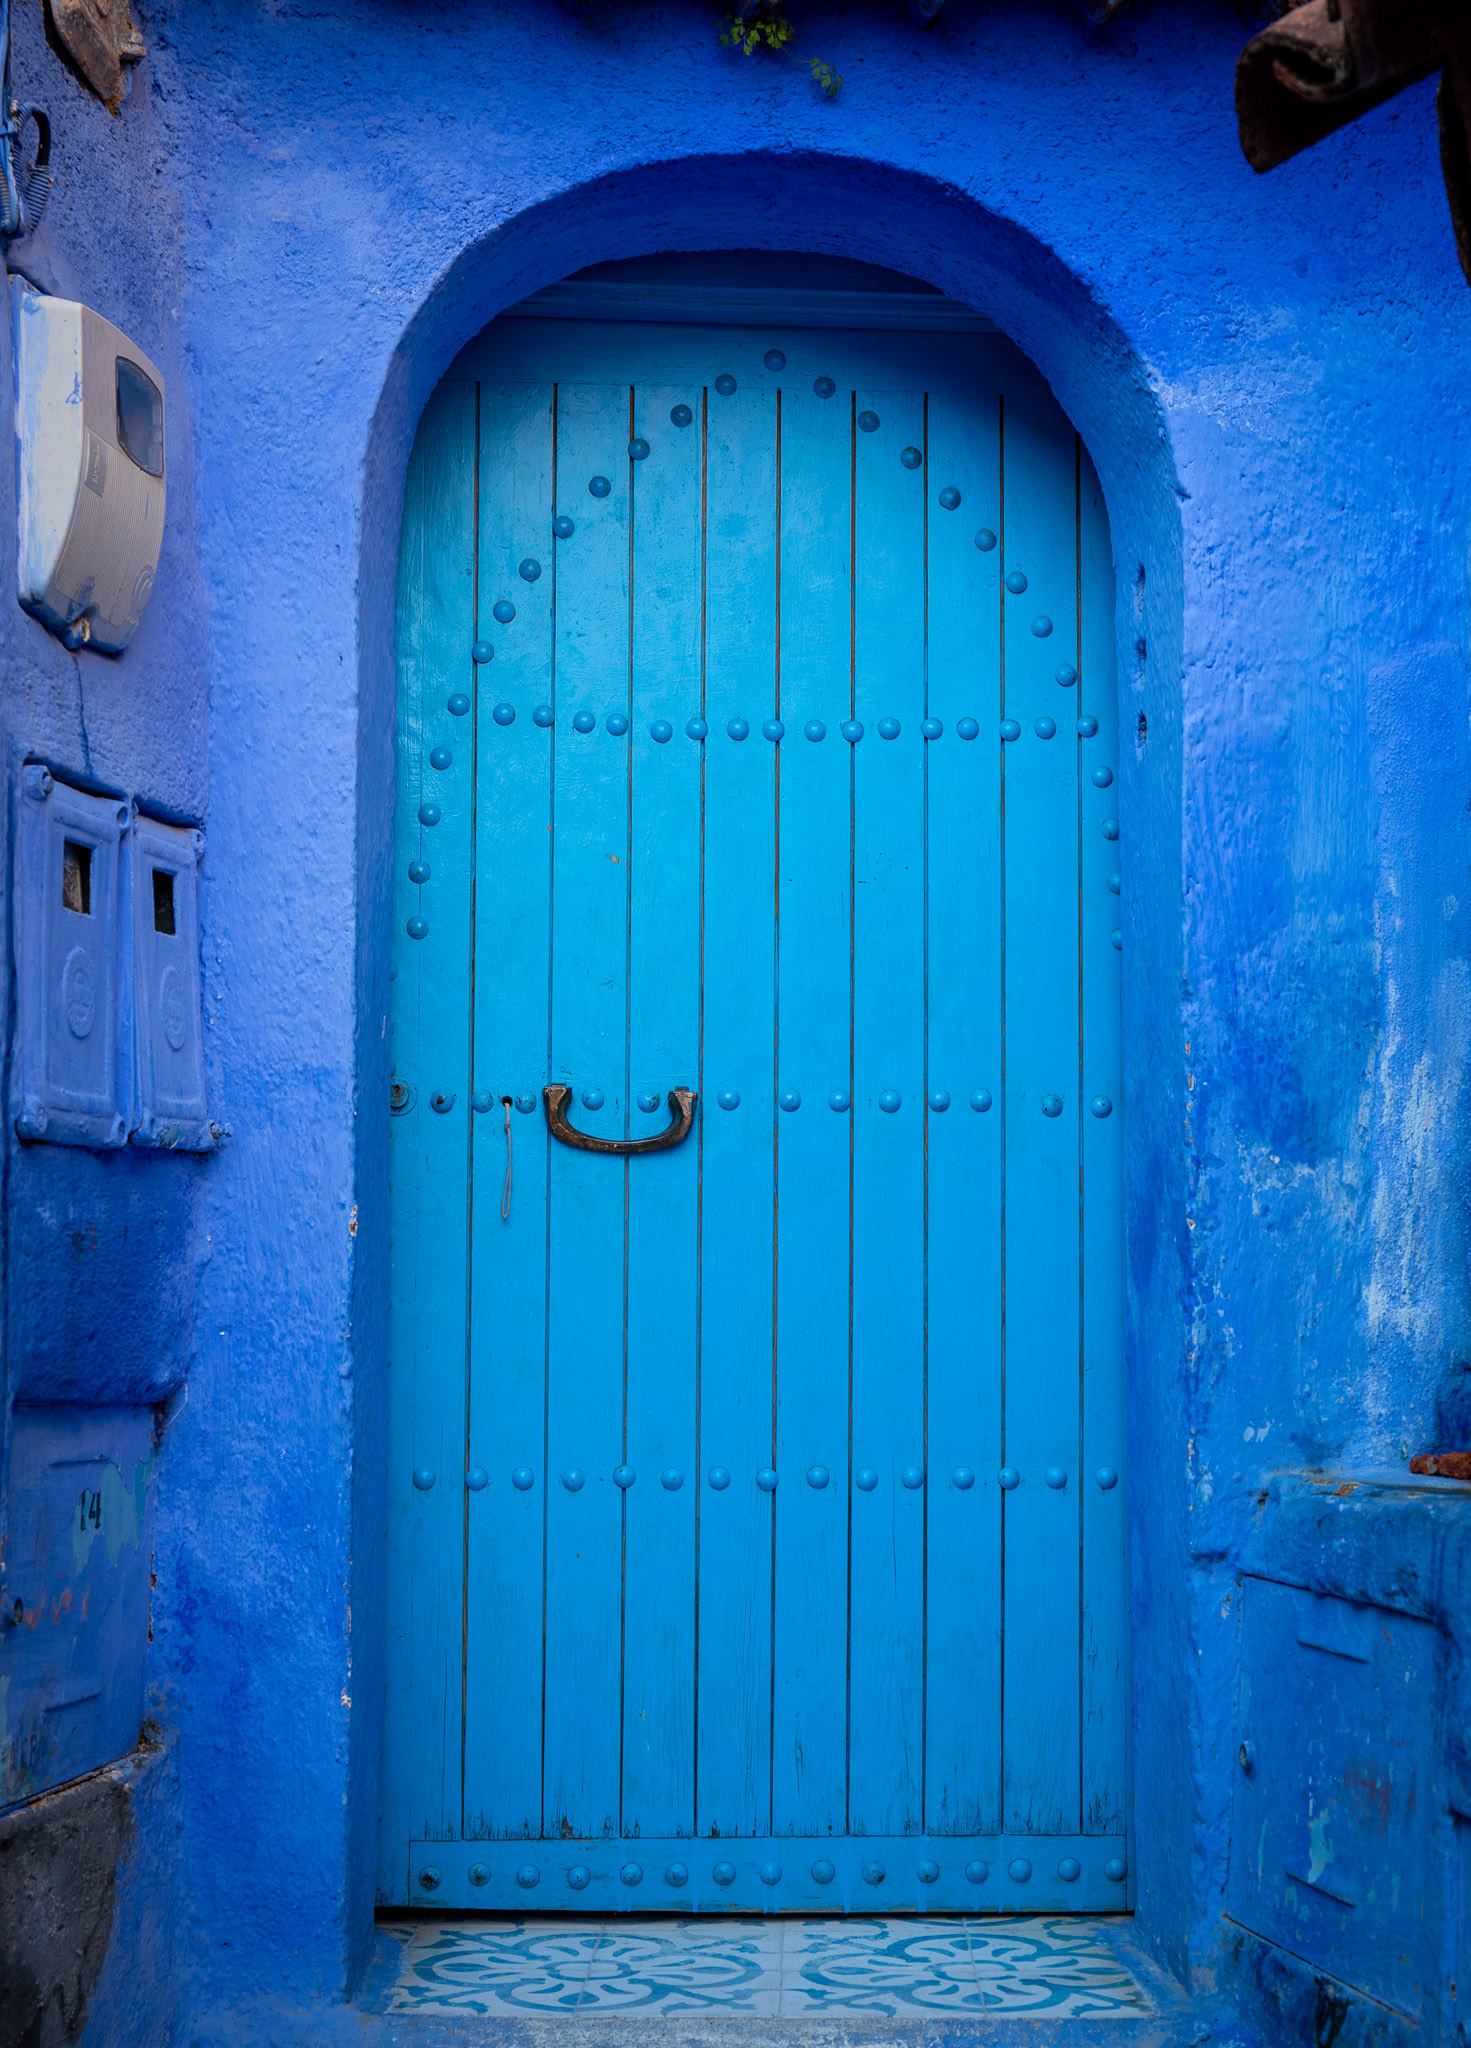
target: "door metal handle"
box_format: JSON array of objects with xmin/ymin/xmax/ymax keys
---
[{"xmin": 543, "ymin": 1084, "xmax": 697, "ymax": 1156}]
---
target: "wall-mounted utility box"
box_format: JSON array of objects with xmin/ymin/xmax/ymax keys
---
[
  {"xmin": 126, "ymin": 814, "xmax": 211, "ymax": 1150},
  {"xmin": 0, "ymin": 1404, "xmax": 155, "ymax": 1811},
  {"xmin": 1229, "ymin": 1575, "xmax": 1437, "ymax": 2020},
  {"xmin": 14, "ymin": 764, "xmax": 129, "ymax": 1147},
  {"xmin": 14, "ymin": 766, "xmax": 214, "ymax": 1151},
  {"xmin": 11, "ymin": 282, "xmax": 165, "ymax": 653}
]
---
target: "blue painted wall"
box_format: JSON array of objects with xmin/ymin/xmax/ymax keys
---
[
  {"xmin": 0, "ymin": 0, "xmax": 1463, "ymax": 2040},
  {"xmin": 0, "ymin": 5, "xmax": 200, "ymax": 2035}
]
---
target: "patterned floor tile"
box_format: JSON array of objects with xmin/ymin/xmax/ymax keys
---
[
  {"xmin": 383, "ymin": 1912, "xmax": 1152, "ymax": 2019},
  {"xmin": 785, "ymin": 1915, "xmax": 975, "ymax": 1957},
  {"xmin": 780, "ymin": 1916, "xmax": 985, "ymax": 2017},
  {"xmin": 971, "ymin": 1917, "xmax": 1152, "ymax": 2016},
  {"xmin": 388, "ymin": 1919, "xmax": 601, "ymax": 2015},
  {"xmin": 387, "ymin": 1916, "xmax": 781, "ymax": 2016},
  {"xmin": 603, "ymin": 1915, "xmax": 784, "ymax": 1951},
  {"xmin": 577, "ymin": 1923, "xmax": 782, "ymax": 2013}
]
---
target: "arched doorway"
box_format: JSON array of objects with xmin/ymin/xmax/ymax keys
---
[{"xmin": 379, "ymin": 253, "xmax": 1126, "ymax": 1915}]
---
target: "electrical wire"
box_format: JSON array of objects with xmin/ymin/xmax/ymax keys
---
[{"xmin": 0, "ymin": 0, "xmax": 50, "ymax": 239}]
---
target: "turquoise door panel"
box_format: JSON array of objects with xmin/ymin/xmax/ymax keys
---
[{"xmin": 381, "ymin": 317, "xmax": 1126, "ymax": 1914}]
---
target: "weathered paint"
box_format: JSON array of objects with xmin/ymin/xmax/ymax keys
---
[
  {"xmin": 1, "ymin": 1404, "xmax": 155, "ymax": 1810},
  {"xmin": 0, "ymin": 0, "xmax": 1458, "ymax": 2042}
]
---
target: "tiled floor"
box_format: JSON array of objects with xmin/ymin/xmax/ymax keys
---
[{"xmin": 382, "ymin": 1915, "xmax": 1152, "ymax": 2019}]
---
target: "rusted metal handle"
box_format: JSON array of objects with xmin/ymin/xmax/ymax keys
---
[{"xmin": 543, "ymin": 1084, "xmax": 697, "ymax": 1156}]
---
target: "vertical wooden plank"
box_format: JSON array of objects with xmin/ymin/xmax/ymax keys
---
[
  {"xmin": 698, "ymin": 380, "xmax": 778, "ymax": 1842},
  {"xmin": 542, "ymin": 383, "xmax": 632, "ymax": 1841},
  {"xmin": 772, "ymin": 377, "xmax": 852, "ymax": 1839},
  {"xmin": 622, "ymin": 384, "xmax": 704, "ymax": 1840},
  {"xmin": 463, "ymin": 382, "xmax": 556, "ymax": 1841},
  {"xmin": 1078, "ymin": 442, "xmax": 1127, "ymax": 1839},
  {"xmin": 850, "ymin": 388, "xmax": 927, "ymax": 1840},
  {"xmin": 922, "ymin": 370, "xmax": 1004, "ymax": 1836},
  {"xmin": 1000, "ymin": 374, "xmax": 1083, "ymax": 1836},
  {"xmin": 381, "ymin": 381, "xmax": 477, "ymax": 1889}
]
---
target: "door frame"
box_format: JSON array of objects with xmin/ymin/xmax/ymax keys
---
[{"xmin": 350, "ymin": 152, "xmax": 1191, "ymax": 1981}]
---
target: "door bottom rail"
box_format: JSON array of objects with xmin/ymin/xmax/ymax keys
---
[{"xmin": 397, "ymin": 1835, "xmax": 1130, "ymax": 1914}]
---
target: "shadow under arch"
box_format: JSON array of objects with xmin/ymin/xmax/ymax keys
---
[
  {"xmin": 351, "ymin": 148, "xmax": 1192, "ymax": 1985},
  {"xmin": 362, "ymin": 153, "xmax": 1183, "ymax": 638}
]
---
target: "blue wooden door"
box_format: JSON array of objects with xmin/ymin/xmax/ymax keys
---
[{"xmin": 380, "ymin": 314, "xmax": 1126, "ymax": 1915}]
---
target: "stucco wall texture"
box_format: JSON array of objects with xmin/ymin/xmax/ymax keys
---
[{"xmin": 0, "ymin": 0, "xmax": 1466, "ymax": 2041}]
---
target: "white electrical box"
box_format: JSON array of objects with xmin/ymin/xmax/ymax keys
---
[{"xmin": 11, "ymin": 283, "xmax": 165, "ymax": 653}]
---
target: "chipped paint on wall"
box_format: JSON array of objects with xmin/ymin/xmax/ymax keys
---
[{"xmin": 0, "ymin": 0, "xmax": 1463, "ymax": 2042}]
